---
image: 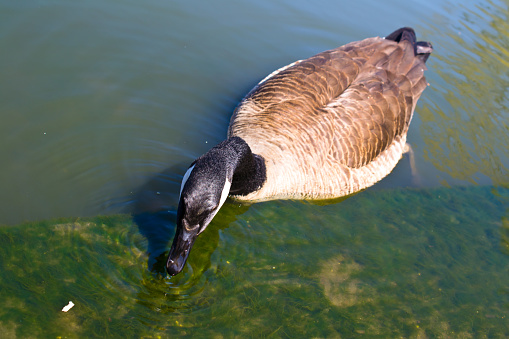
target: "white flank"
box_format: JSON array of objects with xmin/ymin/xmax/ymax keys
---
[
  {"xmin": 180, "ymin": 164, "xmax": 195, "ymax": 197},
  {"xmin": 62, "ymin": 301, "xmax": 75, "ymax": 312}
]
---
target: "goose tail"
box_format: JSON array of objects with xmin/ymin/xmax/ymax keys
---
[{"xmin": 385, "ymin": 27, "xmax": 433, "ymax": 63}]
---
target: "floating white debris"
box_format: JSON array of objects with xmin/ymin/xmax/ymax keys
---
[{"xmin": 62, "ymin": 301, "xmax": 75, "ymax": 312}]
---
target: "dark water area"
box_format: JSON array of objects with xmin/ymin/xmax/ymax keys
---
[
  {"xmin": 0, "ymin": 0, "xmax": 508, "ymax": 336},
  {"xmin": 1, "ymin": 0, "xmax": 507, "ymax": 225}
]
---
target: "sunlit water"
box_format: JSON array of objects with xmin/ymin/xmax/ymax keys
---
[{"xmin": 0, "ymin": 0, "xmax": 508, "ymax": 337}]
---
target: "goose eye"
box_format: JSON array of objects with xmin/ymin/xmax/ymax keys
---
[{"xmin": 182, "ymin": 219, "xmax": 198, "ymax": 231}]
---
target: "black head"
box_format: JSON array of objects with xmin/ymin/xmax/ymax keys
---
[
  {"xmin": 165, "ymin": 137, "xmax": 266, "ymax": 276},
  {"xmin": 166, "ymin": 151, "xmax": 232, "ymax": 276}
]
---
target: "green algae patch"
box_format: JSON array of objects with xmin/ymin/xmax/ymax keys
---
[
  {"xmin": 0, "ymin": 215, "xmax": 146, "ymax": 338},
  {"xmin": 0, "ymin": 187, "xmax": 507, "ymax": 337}
]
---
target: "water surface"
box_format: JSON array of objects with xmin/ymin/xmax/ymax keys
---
[
  {"xmin": 0, "ymin": 0, "xmax": 507, "ymax": 223},
  {"xmin": 0, "ymin": 0, "xmax": 508, "ymax": 337}
]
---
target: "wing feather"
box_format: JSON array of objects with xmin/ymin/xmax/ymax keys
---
[{"xmin": 229, "ymin": 35, "xmax": 429, "ymax": 172}]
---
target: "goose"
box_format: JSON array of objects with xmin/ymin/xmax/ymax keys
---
[{"xmin": 166, "ymin": 27, "xmax": 433, "ymax": 276}]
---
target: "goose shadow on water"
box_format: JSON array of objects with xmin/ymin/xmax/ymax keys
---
[
  {"xmin": 130, "ymin": 146, "xmax": 419, "ymax": 276},
  {"xmin": 130, "ymin": 154, "xmax": 421, "ymax": 281},
  {"xmin": 131, "ymin": 162, "xmax": 250, "ymax": 276}
]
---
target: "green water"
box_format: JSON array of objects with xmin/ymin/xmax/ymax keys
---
[
  {"xmin": 0, "ymin": 186, "xmax": 507, "ymax": 337},
  {"xmin": 1, "ymin": 0, "xmax": 508, "ymax": 337}
]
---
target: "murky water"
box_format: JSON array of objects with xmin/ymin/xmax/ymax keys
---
[{"xmin": 0, "ymin": 0, "xmax": 508, "ymax": 336}]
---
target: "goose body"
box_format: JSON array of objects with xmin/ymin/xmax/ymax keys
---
[{"xmin": 166, "ymin": 27, "xmax": 432, "ymax": 275}]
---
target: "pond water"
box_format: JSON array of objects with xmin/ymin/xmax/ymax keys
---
[{"xmin": 0, "ymin": 0, "xmax": 508, "ymax": 337}]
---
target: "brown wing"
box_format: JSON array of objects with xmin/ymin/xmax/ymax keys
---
[
  {"xmin": 229, "ymin": 36, "xmax": 429, "ymax": 169},
  {"xmin": 326, "ymin": 42, "xmax": 429, "ymax": 168}
]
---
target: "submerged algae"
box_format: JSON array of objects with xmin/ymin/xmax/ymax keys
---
[{"xmin": 0, "ymin": 186, "xmax": 507, "ymax": 337}]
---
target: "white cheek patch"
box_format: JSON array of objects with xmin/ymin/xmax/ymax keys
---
[
  {"xmin": 218, "ymin": 178, "xmax": 232, "ymax": 209},
  {"xmin": 179, "ymin": 164, "xmax": 195, "ymax": 198},
  {"xmin": 198, "ymin": 178, "xmax": 231, "ymax": 235}
]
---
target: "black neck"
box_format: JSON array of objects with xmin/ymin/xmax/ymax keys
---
[{"xmin": 219, "ymin": 137, "xmax": 266, "ymax": 196}]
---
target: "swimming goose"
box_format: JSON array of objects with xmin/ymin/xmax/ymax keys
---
[{"xmin": 166, "ymin": 27, "xmax": 433, "ymax": 275}]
